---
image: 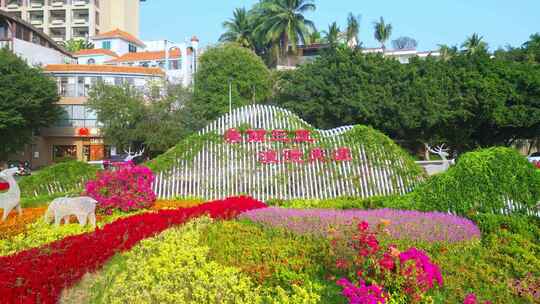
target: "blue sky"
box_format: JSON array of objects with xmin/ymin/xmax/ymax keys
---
[{"xmin": 140, "ymin": 0, "xmax": 540, "ymax": 51}]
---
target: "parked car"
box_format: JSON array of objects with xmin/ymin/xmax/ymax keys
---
[{"xmin": 528, "ymin": 152, "xmax": 540, "ymax": 163}]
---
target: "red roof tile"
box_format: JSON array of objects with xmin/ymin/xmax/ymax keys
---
[
  {"xmin": 44, "ymin": 64, "xmax": 165, "ymax": 76},
  {"xmin": 107, "ymin": 49, "xmax": 181, "ymax": 63},
  {"xmin": 92, "ymin": 29, "xmax": 146, "ymax": 47},
  {"xmin": 73, "ymin": 49, "xmax": 118, "ymax": 57}
]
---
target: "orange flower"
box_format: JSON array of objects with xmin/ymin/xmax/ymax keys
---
[
  {"xmin": 151, "ymin": 199, "xmax": 205, "ymax": 210},
  {"xmin": 0, "ymin": 207, "xmax": 47, "ymax": 240}
]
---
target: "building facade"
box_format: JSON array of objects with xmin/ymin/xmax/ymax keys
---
[
  {"xmin": 0, "ymin": 0, "xmax": 141, "ymax": 42},
  {"xmin": 73, "ymin": 31, "xmax": 200, "ymax": 86},
  {"xmin": 0, "ymin": 9, "xmax": 74, "ymax": 65},
  {"xmin": 277, "ymin": 44, "xmax": 441, "ymax": 70},
  {"xmin": 11, "ymin": 64, "xmax": 165, "ymax": 168}
]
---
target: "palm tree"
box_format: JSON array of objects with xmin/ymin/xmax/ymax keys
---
[
  {"xmin": 254, "ymin": 0, "xmax": 317, "ymax": 62},
  {"xmin": 60, "ymin": 39, "xmax": 94, "ymax": 53},
  {"xmin": 373, "ymin": 17, "xmax": 392, "ymax": 50},
  {"xmin": 461, "ymin": 33, "xmax": 488, "ymax": 55},
  {"xmin": 346, "ymin": 13, "xmax": 360, "ymax": 48},
  {"xmin": 438, "ymin": 44, "xmax": 458, "ymax": 61},
  {"xmin": 219, "ymin": 7, "xmax": 254, "ymax": 49},
  {"xmin": 307, "ymin": 30, "xmax": 322, "ymax": 45},
  {"xmin": 323, "ymin": 22, "xmax": 341, "ymax": 46}
]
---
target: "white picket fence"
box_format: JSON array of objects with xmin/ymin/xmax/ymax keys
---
[{"xmin": 151, "ymin": 105, "xmax": 420, "ymax": 201}]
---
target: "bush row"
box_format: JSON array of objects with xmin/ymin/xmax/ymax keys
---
[{"xmin": 270, "ymin": 147, "xmax": 540, "ymax": 217}]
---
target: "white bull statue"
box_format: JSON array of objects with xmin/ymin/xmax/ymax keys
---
[{"xmin": 45, "ymin": 196, "xmax": 97, "ymax": 228}]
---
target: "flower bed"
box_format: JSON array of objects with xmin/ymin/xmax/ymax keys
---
[
  {"xmin": 0, "ymin": 207, "xmax": 46, "ymax": 240},
  {"xmin": 0, "ymin": 196, "xmax": 266, "ymax": 304},
  {"xmin": 240, "ymin": 208, "xmax": 481, "ymax": 243}
]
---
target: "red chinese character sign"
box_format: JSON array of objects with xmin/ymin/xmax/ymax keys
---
[{"xmin": 223, "ymin": 128, "xmax": 352, "ymax": 164}]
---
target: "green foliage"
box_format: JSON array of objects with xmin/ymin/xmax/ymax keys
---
[
  {"xmin": 201, "ymin": 220, "xmax": 342, "ymax": 303},
  {"xmin": 87, "ymin": 82, "xmax": 192, "ymax": 153},
  {"xmin": 189, "ymin": 44, "xmax": 272, "ymax": 130},
  {"xmin": 470, "ymin": 213, "xmax": 540, "ymax": 240},
  {"xmin": 0, "ymin": 48, "xmax": 61, "ymax": 160},
  {"xmin": 145, "ymin": 132, "xmax": 222, "ymax": 172},
  {"xmin": 59, "ymin": 39, "xmax": 94, "ymax": 53},
  {"xmin": 424, "ymin": 230, "xmax": 540, "ymax": 303},
  {"xmin": 18, "ymin": 161, "xmax": 99, "ymax": 198},
  {"xmin": 89, "ymin": 218, "xmax": 324, "ymax": 304},
  {"xmin": 408, "ymin": 147, "xmax": 540, "ymax": 216},
  {"xmin": 275, "ymin": 46, "xmax": 540, "ymax": 152},
  {"xmin": 267, "ymin": 195, "xmax": 406, "ymax": 210}
]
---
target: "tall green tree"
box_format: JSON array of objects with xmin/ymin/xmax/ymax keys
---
[
  {"xmin": 322, "ymin": 22, "xmax": 342, "ymax": 46},
  {"xmin": 461, "ymin": 33, "xmax": 488, "ymax": 55},
  {"xmin": 438, "ymin": 44, "xmax": 458, "ymax": 61},
  {"xmin": 188, "ymin": 44, "xmax": 273, "ymax": 131},
  {"xmin": 373, "ymin": 17, "xmax": 392, "ymax": 50},
  {"xmin": 275, "ymin": 45, "xmax": 540, "ymax": 153},
  {"xmin": 253, "ymin": 0, "xmax": 316, "ymax": 63},
  {"xmin": 0, "ymin": 49, "xmax": 61, "ymax": 160},
  {"xmin": 59, "ymin": 39, "xmax": 94, "ymax": 53},
  {"xmin": 346, "ymin": 13, "xmax": 361, "ymax": 48},
  {"xmin": 87, "ymin": 83, "xmax": 192, "ymax": 153},
  {"xmin": 219, "ymin": 7, "xmax": 255, "ymax": 49}
]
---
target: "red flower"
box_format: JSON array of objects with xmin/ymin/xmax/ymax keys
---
[
  {"xmin": 0, "ymin": 196, "xmax": 267, "ymax": 304},
  {"xmin": 358, "ymin": 221, "xmax": 369, "ymax": 232}
]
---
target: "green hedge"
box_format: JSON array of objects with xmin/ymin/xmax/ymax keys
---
[
  {"xmin": 18, "ymin": 161, "xmax": 99, "ymax": 198},
  {"xmin": 408, "ymin": 147, "xmax": 540, "ymax": 216}
]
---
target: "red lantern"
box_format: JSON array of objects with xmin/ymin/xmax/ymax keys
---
[{"xmin": 78, "ymin": 128, "xmax": 90, "ymax": 136}]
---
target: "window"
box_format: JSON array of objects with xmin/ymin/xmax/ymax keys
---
[
  {"xmin": 53, "ymin": 145, "xmax": 77, "ymax": 162},
  {"xmin": 128, "ymin": 44, "xmax": 137, "ymax": 53},
  {"xmin": 169, "ymin": 60, "xmax": 180, "ymax": 70},
  {"xmin": 87, "ymin": 58, "xmax": 95, "ymax": 64},
  {"xmin": 55, "ymin": 105, "xmax": 98, "ymax": 128},
  {"xmin": 102, "ymin": 40, "xmax": 111, "ymax": 49},
  {"xmin": 140, "ymin": 61, "xmax": 149, "ymax": 67}
]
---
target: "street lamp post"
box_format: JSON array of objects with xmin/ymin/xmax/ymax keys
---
[{"xmin": 228, "ymin": 77, "xmax": 233, "ymax": 114}]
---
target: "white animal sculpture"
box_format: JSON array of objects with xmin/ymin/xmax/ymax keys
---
[
  {"xmin": 424, "ymin": 144, "xmax": 452, "ymax": 176},
  {"xmin": 0, "ymin": 167, "xmax": 22, "ymax": 222},
  {"xmin": 123, "ymin": 147, "xmax": 145, "ymax": 162},
  {"xmin": 45, "ymin": 196, "xmax": 97, "ymax": 227}
]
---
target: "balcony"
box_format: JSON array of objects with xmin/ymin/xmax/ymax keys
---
[
  {"xmin": 72, "ymin": 0, "xmax": 90, "ymax": 6},
  {"xmin": 49, "ymin": 11, "xmax": 66, "ymax": 26},
  {"xmin": 72, "ymin": 27, "xmax": 89, "ymax": 39},
  {"xmin": 72, "ymin": 10, "xmax": 89, "ymax": 25},
  {"xmin": 50, "ymin": 0, "xmax": 67, "ymax": 7},
  {"xmin": 29, "ymin": 13, "xmax": 44, "ymax": 26},
  {"xmin": 29, "ymin": 0, "xmax": 45, "ymax": 8},
  {"xmin": 49, "ymin": 28, "xmax": 66, "ymax": 41},
  {"xmin": 6, "ymin": 1, "xmax": 22, "ymax": 9}
]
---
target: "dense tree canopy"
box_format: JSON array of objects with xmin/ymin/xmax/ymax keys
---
[
  {"xmin": 274, "ymin": 46, "xmax": 540, "ymax": 152},
  {"xmin": 187, "ymin": 43, "xmax": 272, "ymax": 131},
  {"xmin": 0, "ymin": 49, "xmax": 61, "ymax": 160},
  {"xmin": 87, "ymin": 82, "xmax": 193, "ymax": 154}
]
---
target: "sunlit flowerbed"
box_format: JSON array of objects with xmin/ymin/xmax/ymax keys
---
[{"xmin": 240, "ymin": 207, "xmax": 481, "ymax": 243}]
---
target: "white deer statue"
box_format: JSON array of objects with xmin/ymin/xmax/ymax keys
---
[
  {"xmin": 0, "ymin": 167, "xmax": 22, "ymax": 222},
  {"xmin": 123, "ymin": 147, "xmax": 145, "ymax": 163},
  {"xmin": 424, "ymin": 144, "xmax": 452, "ymax": 176}
]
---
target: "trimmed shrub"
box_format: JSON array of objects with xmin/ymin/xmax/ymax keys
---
[
  {"xmin": 408, "ymin": 147, "xmax": 540, "ymax": 216},
  {"xmin": 18, "ymin": 161, "xmax": 99, "ymax": 198},
  {"xmin": 85, "ymin": 163, "xmax": 156, "ymax": 213}
]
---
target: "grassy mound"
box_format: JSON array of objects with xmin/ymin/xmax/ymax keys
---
[
  {"xmin": 18, "ymin": 161, "xmax": 99, "ymax": 198},
  {"xmin": 409, "ymin": 147, "xmax": 540, "ymax": 216}
]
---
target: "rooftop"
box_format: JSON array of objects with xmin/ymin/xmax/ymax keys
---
[
  {"xmin": 44, "ymin": 64, "xmax": 165, "ymax": 76},
  {"xmin": 92, "ymin": 29, "xmax": 146, "ymax": 47},
  {"xmin": 107, "ymin": 48, "xmax": 181, "ymax": 63},
  {"xmin": 72, "ymin": 49, "xmax": 119, "ymax": 57}
]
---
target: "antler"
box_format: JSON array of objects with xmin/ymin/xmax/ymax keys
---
[{"xmin": 427, "ymin": 144, "xmax": 449, "ymax": 155}]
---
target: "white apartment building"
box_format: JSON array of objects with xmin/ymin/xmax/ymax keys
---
[
  {"xmin": 73, "ymin": 31, "xmax": 201, "ymax": 86},
  {"xmin": 0, "ymin": 0, "xmax": 141, "ymax": 42},
  {"xmin": 278, "ymin": 44, "xmax": 441, "ymax": 70},
  {"xmin": 0, "ymin": 9, "xmax": 74, "ymax": 65}
]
